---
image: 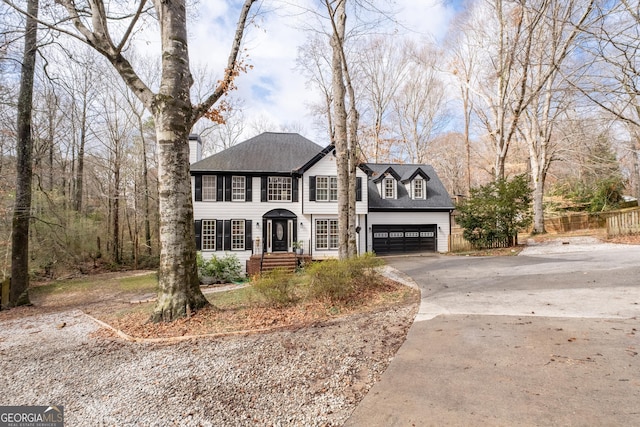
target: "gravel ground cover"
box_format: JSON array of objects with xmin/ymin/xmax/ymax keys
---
[{"xmin": 0, "ymin": 297, "xmax": 416, "ymax": 426}]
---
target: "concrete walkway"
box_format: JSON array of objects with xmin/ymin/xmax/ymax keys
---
[{"xmin": 346, "ymin": 239, "xmax": 640, "ymax": 426}]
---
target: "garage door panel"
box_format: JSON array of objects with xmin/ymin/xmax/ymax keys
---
[{"xmin": 372, "ymin": 224, "xmax": 436, "ymax": 254}]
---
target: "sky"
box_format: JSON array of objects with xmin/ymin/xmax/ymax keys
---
[{"xmin": 184, "ymin": 0, "xmax": 460, "ymax": 145}]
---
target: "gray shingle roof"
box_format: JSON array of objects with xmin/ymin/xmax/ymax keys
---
[
  {"xmin": 190, "ymin": 132, "xmax": 325, "ymax": 173},
  {"xmin": 364, "ymin": 163, "xmax": 455, "ymax": 210}
]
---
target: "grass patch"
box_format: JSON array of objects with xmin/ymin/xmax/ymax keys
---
[
  {"xmin": 205, "ymin": 286, "xmax": 255, "ymax": 310},
  {"xmin": 118, "ymin": 273, "xmax": 157, "ymax": 292},
  {"xmin": 22, "ymin": 255, "xmax": 420, "ymax": 340},
  {"xmin": 31, "ymin": 279, "xmax": 94, "ymax": 297}
]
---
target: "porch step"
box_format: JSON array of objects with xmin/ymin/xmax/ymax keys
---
[{"xmin": 260, "ymin": 253, "xmax": 298, "ymax": 273}]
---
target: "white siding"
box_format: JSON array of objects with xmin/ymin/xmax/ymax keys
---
[
  {"xmin": 367, "ymin": 211, "xmax": 451, "ymax": 253},
  {"xmin": 307, "ymin": 213, "xmax": 367, "ymax": 259},
  {"xmin": 302, "ymin": 153, "xmax": 368, "ymax": 215},
  {"xmin": 193, "ymin": 176, "xmax": 313, "ymax": 271}
]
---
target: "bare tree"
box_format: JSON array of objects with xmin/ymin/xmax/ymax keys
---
[
  {"xmin": 516, "ymin": 0, "xmax": 596, "ymax": 233},
  {"xmin": 324, "ymin": 0, "xmax": 360, "ymax": 258},
  {"xmin": 57, "ymin": 51, "xmax": 99, "ymax": 213},
  {"xmin": 445, "ymin": 10, "xmax": 480, "ymax": 194},
  {"xmin": 9, "ymin": 0, "xmax": 37, "ymax": 306},
  {"xmin": 356, "ymin": 36, "xmax": 409, "ymax": 162},
  {"xmin": 574, "ymin": 1, "xmax": 640, "ymax": 198},
  {"xmin": 458, "ymin": 0, "xmax": 593, "ymax": 181},
  {"xmin": 296, "ymin": 35, "xmax": 335, "ymax": 143},
  {"xmin": 426, "ymin": 132, "xmax": 468, "ymax": 196},
  {"xmin": 393, "ymin": 42, "xmax": 450, "ymax": 164},
  {"xmin": 3, "ymin": 0, "xmax": 260, "ymax": 320}
]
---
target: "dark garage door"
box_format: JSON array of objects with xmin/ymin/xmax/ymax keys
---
[{"xmin": 372, "ymin": 224, "xmax": 437, "ymax": 255}]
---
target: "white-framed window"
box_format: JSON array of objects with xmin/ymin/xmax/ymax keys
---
[
  {"xmin": 231, "ymin": 219, "xmax": 245, "ymax": 250},
  {"xmin": 383, "ymin": 177, "xmax": 396, "ymax": 199},
  {"xmin": 202, "ymin": 220, "xmax": 216, "ymax": 250},
  {"xmin": 202, "ymin": 175, "xmax": 216, "ymax": 201},
  {"xmin": 316, "ymin": 219, "xmax": 339, "ymax": 250},
  {"xmin": 232, "ymin": 176, "xmax": 245, "ymax": 201},
  {"xmin": 268, "ymin": 176, "xmax": 292, "ymax": 201},
  {"xmin": 413, "ymin": 178, "xmax": 425, "ymax": 199},
  {"xmin": 317, "ymin": 176, "xmax": 338, "ymax": 202}
]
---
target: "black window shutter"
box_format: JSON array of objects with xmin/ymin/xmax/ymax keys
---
[
  {"xmin": 293, "ymin": 221, "xmax": 297, "ymax": 242},
  {"xmin": 224, "ymin": 220, "xmax": 231, "ymax": 250},
  {"xmin": 309, "ymin": 176, "xmax": 316, "ymax": 201},
  {"xmin": 225, "ymin": 176, "xmax": 232, "ymax": 201},
  {"xmin": 194, "ymin": 175, "xmax": 202, "ymax": 201},
  {"xmin": 245, "ymin": 219, "xmax": 252, "ymax": 250},
  {"xmin": 261, "ymin": 176, "xmax": 267, "ymax": 202},
  {"xmin": 194, "ymin": 220, "xmax": 202, "ymax": 250},
  {"xmin": 246, "ymin": 177, "xmax": 252, "ymax": 202},
  {"xmin": 356, "ymin": 177, "xmax": 362, "ymax": 201},
  {"xmin": 216, "ymin": 220, "xmax": 223, "ymax": 250},
  {"xmin": 292, "ymin": 177, "xmax": 299, "ymax": 202},
  {"xmin": 216, "ymin": 175, "xmax": 224, "ymax": 201}
]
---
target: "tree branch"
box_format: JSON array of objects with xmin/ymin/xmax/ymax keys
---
[
  {"xmin": 191, "ymin": 0, "xmax": 257, "ymax": 124},
  {"xmin": 116, "ymin": 0, "xmax": 149, "ymax": 53}
]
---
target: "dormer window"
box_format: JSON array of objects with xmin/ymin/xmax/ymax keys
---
[
  {"xmin": 413, "ymin": 178, "xmax": 425, "ymax": 199},
  {"xmin": 383, "ymin": 177, "xmax": 396, "ymax": 199}
]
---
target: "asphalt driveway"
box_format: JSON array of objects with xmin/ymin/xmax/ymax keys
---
[{"xmin": 345, "ymin": 238, "xmax": 640, "ymax": 426}]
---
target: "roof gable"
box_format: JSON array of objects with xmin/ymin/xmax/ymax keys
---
[
  {"xmin": 372, "ymin": 166, "xmax": 402, "ymax": 183},
  {"xmin": 365, "ymin": 163, "xmax": 454, "ymax": 210},
  {"xmin": 190, "ymin": 132, "xmax": 325, "ymax": 174},
  {"xmin": 400, "ymin": 167, "xmax": 430, "ymax": 183},
  {"xmin": 294, "ymin": 144, "xmax": 335, "ymax": 173}
]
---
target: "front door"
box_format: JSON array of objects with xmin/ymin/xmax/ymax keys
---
[{"xmin": 272, "ymin": 219, "xmax": 288, "ymax": 252}]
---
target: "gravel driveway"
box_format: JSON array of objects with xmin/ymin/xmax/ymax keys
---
[{"xmin": 0, "ymin": 300, "xmax": 415, "ymax": 426}]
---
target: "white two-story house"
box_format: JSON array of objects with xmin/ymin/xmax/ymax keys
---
[{"xmin": 189, "ymin": 132, "xmax": 454, "ymax": 274}]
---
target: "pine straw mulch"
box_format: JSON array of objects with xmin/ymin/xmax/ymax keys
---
[
  {"xmin": 91, "ymin": 278, "xmax": 419, "ymax": 341},
  {"xmin": 605, "ymin": 233, "xmax": 640, "ymax": 245}
]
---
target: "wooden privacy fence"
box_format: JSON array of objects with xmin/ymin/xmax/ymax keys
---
[
  {"xmin": 449, "ymin": 233, "xmax": 473, "ymax": 252},
  {"xmin": 607, "ymin": 209, "xmax": 640, "ymax": 237},
  {"xmin": 543, "ymin": 212, "xmax": 607, "ymax": 233},
  {"xmin": 449, "ymin": 233, "xmax": 512, "ymax": 252}
]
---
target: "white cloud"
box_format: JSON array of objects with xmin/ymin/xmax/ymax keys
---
[{"xmin": 187, "ymin": 1, "xmax": 457, "ymax": 144}]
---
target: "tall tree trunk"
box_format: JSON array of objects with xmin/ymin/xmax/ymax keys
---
[
  {"xmin": 151, "ymin": 121, "xmax": 208, "ymax": 321},
  {"xmin": 10, "ymin": 0, "xmax": 38, "ymax": 307},
  {"xmin": 330, "ymin": 0, "xmax": 350, "ymax": 260},
  {"xmin": 530, "ymin": 155, "xmax": 547, "ymax": 234},
  {"xmin": 462, "ymin": 83, "xmax": 472, "ymax": 194},
  {"xmin": 45, "ymin": 0, "xmax": 255, "ymax": 321},
  {"xmin": 112, "ymin": 152, "xmax": 121, "ymax": 264},
  {"xmin": 137, "ymin": 114, "xmax": 153, "ymax": 255},
  {"xmin": 345, "ymin": 43, "xmax": 359, "ymax": 258},
  {"xmin": 632, "ymin": 133, "xmax": 640, "ymax": 201},
  {"xmin": 143, "ymin": 143, "xmax": 152, "ymax": 256},
  {"xmin": 149, "ymin": 0, "xmax": 209, "ymax": 321},
  {"xmin": 74, "ymin": 93, "xmax": 88, "ymax": 212}
]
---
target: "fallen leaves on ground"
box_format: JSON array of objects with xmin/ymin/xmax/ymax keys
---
[{"xmin": 96, "ymin": 279, "xmax": 418, "ymax": 340}]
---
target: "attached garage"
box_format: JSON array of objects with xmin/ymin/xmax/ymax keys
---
[
  {"xmin": 372, "ymin": 224, "xmax": 437, "ymax": 255},
  {"xmin": 363, "ymin": 163, "xmax": 454, "ymax": 254}
]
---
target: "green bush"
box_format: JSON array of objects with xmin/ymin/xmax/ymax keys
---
[
  {"xmin": 196, "ymin": 252, "xmax": 244, "ymax": 283},
  {"xmin": 306, "ymin": 253, "xmax": 384, "ymax": 303},
  {"xmin": 587, "ymin": 178, "xmax": 625, "ymax": 212},
  {"xmin": 252, "ymin": 268, "xmax": 297, "ymax": 307},
  {"xmin": 456, "ymin": 175, "xmax": 532, "ymax": 248}
]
